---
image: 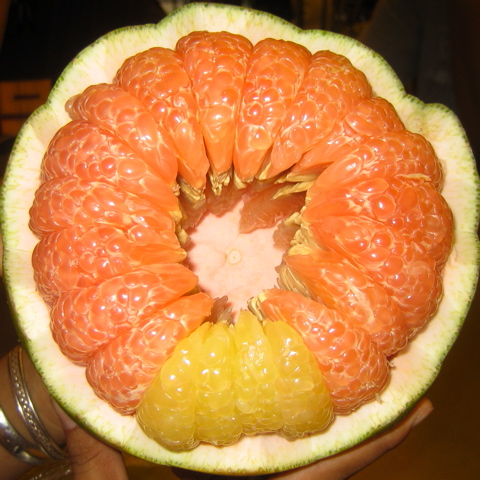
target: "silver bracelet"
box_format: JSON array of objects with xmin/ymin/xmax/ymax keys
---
[
  {"xmin": 8, "ymin": 346, "xmax": 67, "ymax": 461},
  {"xmin": 0, "ymin": 399, "xmax": 46, "ymax": 464}
]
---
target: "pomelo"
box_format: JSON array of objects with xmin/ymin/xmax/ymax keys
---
[{"xmin": 1, "ymin": 2, "xmax": 479, "ymax": 474}]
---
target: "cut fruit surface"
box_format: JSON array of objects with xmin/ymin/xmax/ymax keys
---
[
  {"xmin": 66, "ymin": 83, "xmax": 179, "ymax": 188},
  {"xmin": 233, "ymin": 38, "xmax": 311, "ymax": 183},
  {"xmin": 49, "ymin": 264, "xmax": 200, "ymax": 364},
  {"xmin": 1, "ymin": 2, "xmax": 479, "ymax": 475},
  {"xmin": 32, "ymin": 225, "xmax": 186, "ymax": 305},
  {"xmin": 177, "ymin": 31, "xmax": 253, "ymax": 189},
  {"xmin": 114, "ymin": 46, "xmax": 210, "ymax": 194},
  {"xmin": 136, "ymin": 311, "xmax": 333, "ymax": 450},
  {"xmin": 41, "ymin": 120, "xmax": 182, "ymax": 213},
  {"xmin": 86, "ymin": 292, "xmax": 213, "ymax": 415},
  {"xmin": 280, "ymin": 246, "xmax": 408, "ymax": 356},
  {"xmin": 258, "ymin": 289, "xmax": 389, "ymax": 413},
  {"xmin": 259, "ymin": 49, "xmax": 372, "ymax": 180},
  {"xmin": 29, "ymin": 176, "xmax": 177, "ymax": 238}
]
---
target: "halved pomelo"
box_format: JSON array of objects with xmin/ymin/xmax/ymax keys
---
[{"xmin": 1, "ymin": 2, "xmax": 479, "ymax": 474}]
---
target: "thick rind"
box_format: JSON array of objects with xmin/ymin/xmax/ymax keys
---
[{"xmin": 1, "ymin": 2, "xmax": 479, "ymax": 474}]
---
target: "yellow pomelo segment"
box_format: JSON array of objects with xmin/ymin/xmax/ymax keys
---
[
  {"xmin": 264, "ymin": 320, "xmax": 334, "ymax": 438},
  {"xmin": 136, "ymin": 312, "xmax": 333, "ymax": 450},
  {"xmin": 195, "ymin": 321, "xmax": 242, "ymax": 446},
  {"xmin": 234, "ymin": 312, "xmax": 283, "ymax": 434},
  {"xmin": 136, "ymin": 322, "xmax": 210, "ymax": 450}
]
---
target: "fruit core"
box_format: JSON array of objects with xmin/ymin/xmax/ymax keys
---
[{"xmin": 185, "ymin": 197, "xmax": 286, "ymax": 318}]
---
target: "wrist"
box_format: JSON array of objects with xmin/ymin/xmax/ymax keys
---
[
  {"xmin": 20, "ymin": 348, "xmax": 67, "ymax": 446},
  {"xmin": 0, "ymin": 345, "xmax": 67, "ymax": 475}
]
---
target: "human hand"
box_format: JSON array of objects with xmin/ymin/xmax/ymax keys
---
[
  {"xmin": 1, "ymin": 345, "xmax": 432, "ymax": 480},
  {"xmin": 172, "ymin": 398, "xmax": 433, "ymax": 480},
  {"xmin": 52, "ymin": 404, "xmax": 129, "ymax": 480},
  {"xmin": 0, "ymin": 348, "xmax": 129, "ymax": 480}
]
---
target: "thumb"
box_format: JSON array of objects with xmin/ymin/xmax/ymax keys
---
[
  {"xmin": 53, "ymin": 401, "xmax": 129, "ymax": 480},
  {"xmin": 271, "ymin": 398, "xmax": 434, "ymax": 480}
]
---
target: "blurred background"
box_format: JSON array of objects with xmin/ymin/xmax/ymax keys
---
[{"xmin": 1, "ymin": 0, "xmax": 479, "ymax": 478}]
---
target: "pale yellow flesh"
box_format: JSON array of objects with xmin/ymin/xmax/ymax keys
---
[{"xmin": 136, "ymin": 312, "xmax": 334, "ymax": 450}]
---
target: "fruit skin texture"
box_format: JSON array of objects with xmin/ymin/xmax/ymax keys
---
[{"xmin": 0, "ymin": 2, "xmax": 479, "ymax": 475}]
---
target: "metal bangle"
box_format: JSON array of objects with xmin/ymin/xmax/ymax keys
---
[
  {"xmin": 0, "ymin": 402, "xmax": 47, "ymax": 464},
  {"xmin": 8, "ymin": 346, "xmax": 67, "ymax": 461}
]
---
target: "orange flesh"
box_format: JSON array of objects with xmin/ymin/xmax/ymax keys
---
[
  {"xmin": 177, "ymin": 31, "xmax": 253, "ymax": 185},
  {"xmin": 114, "ymin": 47, "xmax": 210, "ymax": 192}
]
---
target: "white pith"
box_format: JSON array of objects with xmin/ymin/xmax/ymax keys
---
[
  {"xmin": 186, "ymin": 199, "xmax": 284, "ymax": 318},
  {"xmin": 0, "ymin": 2, "xmax": 479, "ymax": 474}
]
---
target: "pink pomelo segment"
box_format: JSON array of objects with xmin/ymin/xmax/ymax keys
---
[
  {"xmin": 340, "ymin": 96, "xmax": 405, "ymax": 136},
  {"xmin": 177, "ymin": 31, "xmax": 253, "ymax": 181},
  {"xmin": 288, "ymin": 96, "xmax": 405, "ymax": 179},
  {"xmin": 32, "ymin": 225, "xmax": 186, "ymax": 305},
  {"xmin": 233, "ymin": 38, "xmax": 311, "ymax": 182},
  {"xmin": 66, "ymin": 84, "xmax": 178, "ymax": 187},
  {"xmin": 41, "ymin": 120, "xmax": 181, "ymax": 217},
  {"xmin": 260, "ymin": 50, "xmax": 372, "ymax": 180},
  {"xmin": 114, "ymin": 47, "xmax": 209, "ymax": 191},
  {"xmin": 157, "ymin": 293, "xmax": 216, "ymax": 331},
  {"xmin": 308, "ymin": 215, "xmax": 442, "ymax": 336},
  {"xmin": 260, "ymin": 288, "xmax": 389, "ymax": 414},
  {"xmin": 304, "ymin": 177, "xmax": 453, "ymax": 267},
  {"xmin": 305, "ymin": 130, "xmax": 444, "ymax": 196},
  {"xmin": 29, "ymin": 176, "xmax": 176, "ymax": 237},
  {"xmin": 283, "ymin": 247, "xmax": 408, "ymax": 356},
  {"xmin": 86, "ymin": 298, "xmax": 212, "ymax": 415},
  {"xmin": 50, "ymin": 264, "xmax": 199, "ymax": 365},
  {"xmin": 239, "ymin": 183, "xmax": 306, "ymax": 234}
]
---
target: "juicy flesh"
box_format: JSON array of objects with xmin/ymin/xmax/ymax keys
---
[
  {"xmin": 136, "ymin": 311, "xmax": 334, "ymax": 450},
  {"xmin": 27, "ymin": 30, "xmax": 453, "ymax": 450}
]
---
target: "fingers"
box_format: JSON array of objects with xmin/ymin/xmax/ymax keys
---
[
  {"xmin": 272, "ymin": 398, "xmax": 434, "ymax": 480},
  {"xmin": 173, "ymin": 399, "xmax": 433, "ymax": 480},
  {"xmin": 172, "ymin": 469, "xmax": 225, "ymax": 480},
  {"xmin": 51, "ymin": 396, "xmax": 432, "ymax": 480},
  {"xmin": 53, "ymin": 402, "xmax": 128, "ymax": 480}
]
